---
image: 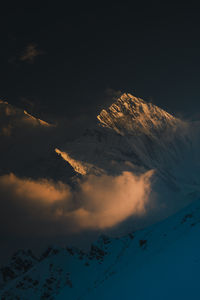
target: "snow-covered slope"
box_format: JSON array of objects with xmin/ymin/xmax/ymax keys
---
[
  {"xmin": 79, "ymin": 197, "xmax": 200, "ymax": 300},
  {"xmin": 1, "ymin": 194, "xmax": 200, "ymax": 299}
]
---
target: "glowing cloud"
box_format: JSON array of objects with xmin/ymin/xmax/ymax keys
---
[
  {"xmin": 0, "ymin": 170, "xmax": 154, "ymax": 238},
  {"xmin": 68, "ymin": 170, "xmax": 154, "ymax": 229}
]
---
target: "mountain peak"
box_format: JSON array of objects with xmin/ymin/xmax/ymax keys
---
[
  {"xmin": 119, "ymin": 92, "xmax": 145, "ymax": 103},
  {"xmin": 97, "ymin": 93, "xmax": 176, "ymax": 136}
]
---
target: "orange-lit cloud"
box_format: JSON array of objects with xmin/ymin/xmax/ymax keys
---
[
  {"xmin": 68, "ymin": 170, "xmax": 154, "ymax": 229},
  {"xmin": 0, "ymin": 170, "xmax": 154, "ymax": 238},
  {"xmin": 0, "ymin": 173, "xmax": 70, "ymax": 204}
]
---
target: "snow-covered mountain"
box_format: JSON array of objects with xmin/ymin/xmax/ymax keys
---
[
  {"xmin": 56, "ymin": 93, "xmax": 200, "ymax": 194},
  {"xmin": 1, "ymin": 192, "xmax": 200, "ymax": 299}
]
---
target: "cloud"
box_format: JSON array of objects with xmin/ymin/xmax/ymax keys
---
[
  {"xmin": 20, "ymin": 43, "xmax": 44, "ymax": 63},
  {"xmin": 0, "ymin": 170, "xmax": 154, "ymax": 244},
  {"xmin": 68, "ymin": 170, "xmax": 154, "ymax": 229}
]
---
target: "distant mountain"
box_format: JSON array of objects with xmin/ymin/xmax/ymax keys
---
[
  {"xmin": 0, "ymin": 100, "xmax": 52, "ymax": 132},
  {"xmin": 0, "ymin": 100, "xmax": 74, "ymax": 181}
]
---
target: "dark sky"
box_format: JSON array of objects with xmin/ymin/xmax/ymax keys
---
[{"xmin": 1, "ymin": 4, "xmax": 200, "ymax": 121}]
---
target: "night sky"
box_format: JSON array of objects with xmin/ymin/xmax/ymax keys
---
[{"xmin": 1, "ymin": 4, "xmax": 200, "ymax": 122}]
